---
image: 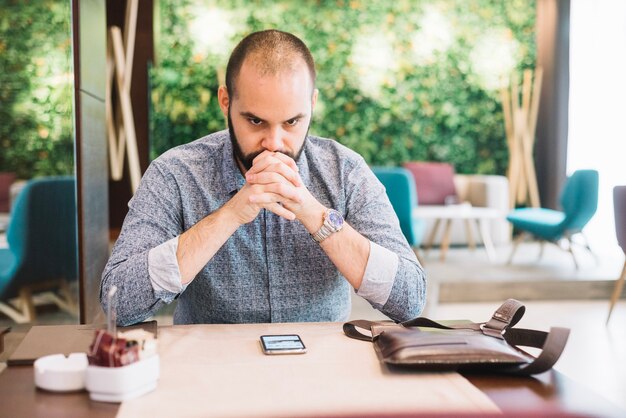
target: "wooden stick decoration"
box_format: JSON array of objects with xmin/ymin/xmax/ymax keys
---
[
  {"xmin": 524, "ymin": 67, "xmax": 542, "ymax": 208},
  {"xmin": 501, "ymin": 68, "xmax": 542, "ymax": 209},
  {"xmin": 105, "ymin": 0, "xmax": 141, "ymax": 193},
  {"xmin": 514, "ymin": 71, "xmax": 532, "ymax": 205},
  {"xmin": 105, "ymin": 33, "xmax": 123, "ymax": 180},
  {"xmin": 123, "ymin": 0, "xmax": 138, "ymax": 88},
  {"xmin": 501, "ymin": 88, "xmax": 515, "ymax": 209}
]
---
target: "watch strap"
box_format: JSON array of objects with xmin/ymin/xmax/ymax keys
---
[
  {"xmin": 312, "ymin": 209, "xmax": 342, "ymax": 243},
  {"xmin": 312, "ymin": 223, "xmax": 333, "ymax": 242}
]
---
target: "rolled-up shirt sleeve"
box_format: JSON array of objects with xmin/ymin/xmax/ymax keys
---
[
  {"xmin": 148, "ymin": 236, "xmax": 189, "ymax": 299},
  {"xmin": 101, "ymin": 160, "xmax": 185, "ymax": 326},
  {"xmin": 356, "ymin": 241, "xmax": 399, "ymax": 308},
  {"xmin": 344, "ymin": 158, "xmax": 427, "ymax": 322}
]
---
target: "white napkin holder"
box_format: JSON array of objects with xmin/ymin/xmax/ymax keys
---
[{"xmin": 85, "ymin": 354, "xmax": 160, "ymax": 402}]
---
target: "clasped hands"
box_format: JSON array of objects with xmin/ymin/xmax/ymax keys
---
[{"xmin": 227, "ymin": 150, "xmax": 324, "ymax": 226}]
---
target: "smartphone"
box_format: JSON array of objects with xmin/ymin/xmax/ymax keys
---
[{"xmin": 260, "ymin": 334, "xmax": 307, "ymax": 355}]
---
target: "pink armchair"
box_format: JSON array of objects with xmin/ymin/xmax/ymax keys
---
[{"xmin": 403, "ymin": 162, "xmax": 510, "ymax": 246}]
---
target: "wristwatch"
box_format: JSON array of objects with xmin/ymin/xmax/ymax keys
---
[{"xmin": 312, "ymin": 208, "xmax": 344, "ymax": 243}]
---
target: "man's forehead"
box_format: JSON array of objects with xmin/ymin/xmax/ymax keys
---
[
  {"xmin": 233, "ymin": 56, "xmax": 313, "ymax": 91},
  {"xmin": 242, "ymin": 51, "xmax": 306, "ymax": 75}
]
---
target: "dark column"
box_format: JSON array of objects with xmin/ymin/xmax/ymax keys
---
[
  {"xmin": 106, "ymin": 0, "xmax": 154, "ymax": 235},
  {"xmin": 72, "ymin": 0, "xmax": 109, "ymax": 324},
  {"xmin": 535, "ymin": 0, "xmax": 571, "ymax": 209}
]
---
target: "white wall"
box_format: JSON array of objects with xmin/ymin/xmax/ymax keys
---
[{"xmin": 568, "ymin": 0, "xmax": 626, "ymax": 253}]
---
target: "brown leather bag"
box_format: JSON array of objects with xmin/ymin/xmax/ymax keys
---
[{"xmin": 343, "ymin": 299, "xmax": 570, "ymax": 375}]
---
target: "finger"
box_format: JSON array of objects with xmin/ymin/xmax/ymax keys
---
[
  {"xmin": 249, "ymin": 192, "xmax": 300, "ymax": 205},
  {"xmin": 269, "ymin": 152, "xmax": 299, "ymax": 172},
  {"xmin": 262, "ymin": 182, "xmax": 302, "ymax": 203},
  {"xmin": 249, "ymin": 183, "xmax": 302, "ymax": 204},
  {"xmin": 248, "ymin": 152, "xmax": 298, "ymax": 176},
  {"xmin": 252, "ymin": 150, "xmax": 298, "ymax": 172},
  {"xmin": 251, "ymin": 150, "xmax": 275, "ymax": 167},
  {"xmin": 249, "ymin": 151, "xmax": 286, "ymax": 175},
  {"xmin": 263, "ymin": 202, "xmax": 296, "ymax": 221},
  {"xmin": 246, "ymin": 156, "xmax": 278, "ymax": 176},
  {"xmin": 247, "ymin": 164, "xmax": 301, "ymax": 187},
  {"xmin": 247, "ymin": 160, "xmax": 301, "ymax": 187}
]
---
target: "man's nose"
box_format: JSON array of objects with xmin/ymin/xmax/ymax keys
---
[{"xmin": 262, "ymin": 126, "xmax": 285, "ymax": 152}]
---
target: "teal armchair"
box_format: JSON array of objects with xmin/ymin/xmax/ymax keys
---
[
  {"xmin": 0, "ymin": 176, "xmax": 78, "ymax": 322},
  {"xmin": 371, "ymin": 167, "xmax": 425, "ymax": 248},
  {"xmin": 507, "ymin": 169, "xmax": 599, "ymax": 268}
]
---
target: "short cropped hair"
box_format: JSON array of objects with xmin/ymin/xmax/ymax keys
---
[{"xmin": 225, "ymin": 29, "xmax": 316, "ymax": 97}]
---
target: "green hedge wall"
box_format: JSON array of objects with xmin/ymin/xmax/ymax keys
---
[
  {"xmin": 0, "ymin": 1, "xmax": 535, "ymax": 179},
  {"xmin": 151, "ymin": 0, "xmax": 536, "ymax": 175},
  {"xmin": 0, "ymin": 0, "xmax": 74, "ymax": 178}
]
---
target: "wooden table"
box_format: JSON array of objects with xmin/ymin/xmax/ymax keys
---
[
  {"xmin": 0, "ymin": 323, "xmax": 623, "ymax": 417},
  {"xmin": 414, "ymin": 205, "xmax": 502, "ymax": 262}
]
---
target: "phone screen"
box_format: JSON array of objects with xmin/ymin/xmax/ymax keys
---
[{"xmin": 260, "ymin": 334, "xmax": 306, "ymax": 354}]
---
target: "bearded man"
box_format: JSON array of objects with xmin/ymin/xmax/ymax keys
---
[{"xmin": 101, "ymin": 29, "xmax": 426, "ymax": 325}]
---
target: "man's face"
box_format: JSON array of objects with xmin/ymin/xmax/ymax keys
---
[{"xmin": 219, "ymin": 59, "xmax": 318, "ymax": 172}]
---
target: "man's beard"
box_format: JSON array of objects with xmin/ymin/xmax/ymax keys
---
[{"xmin": 228, "ymin": 108, "xmax": 309, "ymax": 171}]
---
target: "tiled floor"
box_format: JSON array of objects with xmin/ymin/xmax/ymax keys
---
[
  {"xmin": 423, "ymin": 240, "xmax": 624, "ymax": 283},
  {"xmin": 416, "ymin": 242, "xmax": 625, "ymax": 309}
]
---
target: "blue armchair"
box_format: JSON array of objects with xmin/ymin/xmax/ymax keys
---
[
  {"xmin": 371, "ymin": 167, "xmax": 425, "ymax": 249},
  {"xmin": 506, "ymin": 169, "xmax": 599, "ymax": 268},
  {"xmin": 0, "ymin": 176, "xmax": 78, "ymax": 323}
]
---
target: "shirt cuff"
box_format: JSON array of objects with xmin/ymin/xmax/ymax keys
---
[
  {"xmin": 356, "ymin": 241, "xmax": 399, "ymax": 307},
  {"xmin": 148, "ymin": 236, "xmax": 188, "ymax": 297}
]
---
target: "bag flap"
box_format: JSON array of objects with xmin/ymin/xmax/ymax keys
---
[{"xmin": 375, "ymin": 328, "xmax": 531, "ymax": 365}]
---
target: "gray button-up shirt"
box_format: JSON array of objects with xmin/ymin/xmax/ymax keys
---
[{"xmin": 101, "ymin": 130, "xmax": 426, "ymax": 325}]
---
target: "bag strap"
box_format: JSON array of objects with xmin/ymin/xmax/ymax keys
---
[
  {"xmin": 342, "ymin": 319, "xmax": 388, "ymax": 342},
  {"xmin": 503, "ymin": 326, "xmax": 570, "ymax": 375},
  {"xmin": 343, "ymin": 299, "xmax": 570, "ymax": 375},
  {"xmin": 399, "ymin": 299, "xmax": 525, "ymax": 337}
]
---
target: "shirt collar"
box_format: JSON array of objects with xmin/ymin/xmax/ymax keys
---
[
  {"xmin": 295, "ymin": 139, "xmax": 311, "ymax": 188},
  {"xmin": 221, "ymin": 134, "xmax": 245, "ymax": 195}
]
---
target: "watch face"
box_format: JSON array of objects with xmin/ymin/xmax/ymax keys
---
[{"xmin": 327, "ymin": 210, "xmax": 344, "ymax": 228}]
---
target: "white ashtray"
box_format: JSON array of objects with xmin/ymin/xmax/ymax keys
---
[
  {"xmin": 34, "ymin": 353, "xmax": 88, "ymax": 392},
  {"xmin": 85, "ymin": 354, "xmax": 160, "ymax": 402}
]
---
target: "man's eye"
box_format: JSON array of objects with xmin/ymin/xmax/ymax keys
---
[
  {"xmin": 248, "ymin": 118, "xmax": 263, "ymax": 126},
  {"xmin": 285, "ymin": 118, "xmax": 299, "ymax": 127}
]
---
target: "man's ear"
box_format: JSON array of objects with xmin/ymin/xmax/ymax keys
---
[
  {"xmin": 217, "ymin": 85, "xmax": 230, "ymax": 117},
  {"xmin": 311, "ymin": 88, "xmax": 319, "ymax": 110}
]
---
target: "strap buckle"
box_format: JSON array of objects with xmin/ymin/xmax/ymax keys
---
[
  {"xmin": 481, "ymin": 299, "xmax": 525, "ymax": 339},
  {"xmin": 480, "ymin": 322, "xmax": 506, "ymax": 339}
]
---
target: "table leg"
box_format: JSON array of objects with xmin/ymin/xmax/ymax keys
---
[
  {"xmin": 440, "ymin": 219, "xmax": 453, "ymax": 262},
  {"xmin": 477, "ymin": 218, "xmax": 496, "ymax": 262},
  {"xmin": 424, "ymin": 218, "xmax": 441, "ymax": 256},
  {"xmin": 465, "ymin": 219, "xmax": 476, "ymax": 251}
]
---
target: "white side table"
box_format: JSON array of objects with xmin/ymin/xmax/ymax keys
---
[
  {"xmin": 414, "ymin": 204, "xmax": 503, "ymax": 262},
  {"xmin": 0, "ymin": 213, "xmax": 8, "ymax": 235}
]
